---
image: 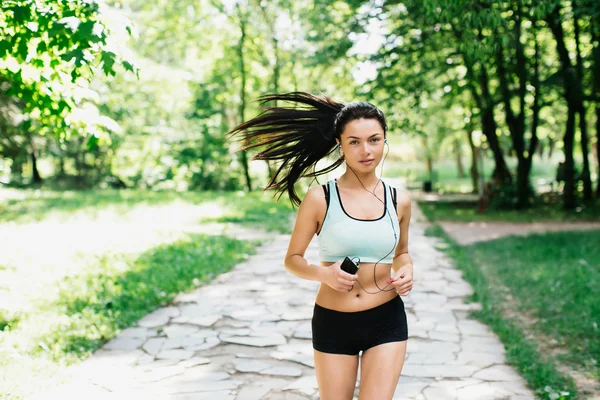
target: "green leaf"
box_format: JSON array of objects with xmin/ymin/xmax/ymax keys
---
[
  {"xmin": 11, "ymin": 6, "xmax": 32, "ymax": 24},
  {"xmin": 0, "ymin": 39, "xmax": 10, "ymax": 58},
  {"xmin": 60, "ymin": 49, "xmax": 81, "ymax": 63},
  {"xmin": 100, "ymin": 51, "xmax": 116, "ymax": 75},
  {"xmin": 37, "ymin": 40, "xmax": 47, "ymax": 53},
  {"xmin": 122, "ymin": 61, "xmax": 135, "ymax": 73},
  {"xmin": 76, "ymin": 20, "xmax": 96, "ymax": 41},
  {"xmin": 86, "ymin": 134, "xmax": 99, "ymax": 150},
  {"xmin": 30, "ymin": 58, "xmax": 45, "ymax": 68},
  {"xmin": 17, "ymin": 38, "xmax": 28, "ymax": 60}
]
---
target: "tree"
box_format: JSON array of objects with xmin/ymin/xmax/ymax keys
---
[{"xmin": 0, "ymin": 0, "xmax": 134, "ymax": 184}]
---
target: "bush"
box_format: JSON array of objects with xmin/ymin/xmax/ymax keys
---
[{"xmin": 488, "ymin": 180, "xmax": 536, "ymax": 210}]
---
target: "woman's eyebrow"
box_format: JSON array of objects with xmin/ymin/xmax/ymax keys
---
[{"xmin": 346, "ymin": 133, "xmax": 384, "ymax": 139}]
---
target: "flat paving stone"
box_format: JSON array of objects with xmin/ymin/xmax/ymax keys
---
[
  {"xmin": 137, "ymin": 306, "xmax": 179, "ymax": 328},
  {"xmin": 260, "ymin": 366, "xmax": 303, "ymax": 377},
  {"xmin": 235, "ymin": 385, "xmax": 272, "ymax": 400},
  {"xmin": 171, "ymin": 314, "xmax": 222, "ymax": 327},
  {"xmin": 171, "ymin": 392, "xmax": 234, "ymax": 400},
  {"xmin": 270, "ymin": 351, "xmax": 314, "ymax": 368},
  {"xmin": 28, "ymin": 203, "xmax": 535, "ymax": 400},
  {"xmin": 283, "ymin": 375, "xmax": 319, "ymax": 396},
  {"xmin": 221, "ymin": 333, "xmax": 287, "ymax": 347},
  {"xmin": 163, "ymin": 324, "xmax": 200, "ymax": 338},
  {"xmin": 104, "ymin": 337, "xmax": 145, "ymax": 351},
  {"xmin": 143, "ymin": 337, "xmax": 166, "ymax": 355},
  {"xmin": 235, "ymin": 359, "xmax": 272, "ymax": 373},
  {"xmin": 120, "ymin": 327, "xmax": 157, "ymax": 339},
  {"xmin": 155, "ymin": 349, "xmax": 195, "ymax": 361},
  {"xmin": 178, "ymin": 357, "xmax": 211, "ymax": 368}
]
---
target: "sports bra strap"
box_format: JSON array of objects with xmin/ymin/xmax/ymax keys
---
[
  {"xmin": 391, "ymin": 186, "xmax": 398, "ymax": 215},
  {"xmin": 322, "ymin": 184, "xmax": 330, "ymax": 208}
]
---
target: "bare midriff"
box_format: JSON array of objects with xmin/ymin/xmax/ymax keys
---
[{"xmin": 315, "ymin": 261, "xmax": 398, "ymax": 312}]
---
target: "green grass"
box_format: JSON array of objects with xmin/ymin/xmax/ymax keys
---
[
  {"xmin": 424, "ymin": 224, "xmax": 600, "ymax": 399},
  {"xmin": 419, "ymin": 199, "xmax": 600, "ymax": 223},
  {"xmin": 0, "ymin": 188, "xmax": 295, "ymax": 232},
  {"xmin": 0, "ymin": 233, "xmax": 256, "ymax": 398},
  {"xmin": 201, "ymin": 191, "xmax": 295, "ymax": 233},
  {"xmin": 19, "ymin": 234, "xmax": 254, "ymax": 361},
  {"xmin": 468, "ymin": 231, "xmax": 600, "ymax": 379},
  {"xmin": 0, "ymin": 234, "xmax": 257, "ymax": 398},
  {"xmin": 0, "ymin": 188, "xmax": 295, "ymax": 399}
]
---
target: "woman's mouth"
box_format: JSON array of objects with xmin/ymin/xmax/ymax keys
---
[{"xmin": 359, "ymin": 159, "xmax": 374, "ymax": 165}]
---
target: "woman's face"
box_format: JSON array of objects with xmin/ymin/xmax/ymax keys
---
[{"xmin": 338, "ymin": 118, "xmax": 386, "ymax": 172}]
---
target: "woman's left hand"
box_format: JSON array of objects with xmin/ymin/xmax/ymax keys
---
[{"xmin": 388, "ymin": 264, "xmax": 413, "ymax": 296}]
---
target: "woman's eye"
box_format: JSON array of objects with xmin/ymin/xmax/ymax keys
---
[
  {"xmin": 371, "ymin": 138, "xmax": 380, "ymax": 142},
  {"xmin": 350, "ymin": 141, "xmax": 358, "ymax": 145}
]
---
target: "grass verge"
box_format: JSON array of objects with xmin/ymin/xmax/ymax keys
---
[
  {"xmin": 0, "ymin": 188, "xmax": 295, "ymax": 232},
  {"xmin": 0, "ymin": 187, "xmax": 296, "ymax": 399},
  {"xmin": 424, "ymin": 224, "xmax": 582, "ymax": 400},
  {"xmin": 0, "ymin": 233, "xmax": 256, "ymax": 399}
]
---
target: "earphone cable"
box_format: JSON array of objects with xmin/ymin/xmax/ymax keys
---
[{"xmin": 343, "ymin": 141, "xmax": 399, "ymax": 294}]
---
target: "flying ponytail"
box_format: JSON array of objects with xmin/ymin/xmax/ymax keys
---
[
  {"xmin": 227, "ymin": 92, "xmax": 342, "ymax": 206},
  {"xmin": 228, "ymin": 91, "xmax": 387, "ymax": 206}
]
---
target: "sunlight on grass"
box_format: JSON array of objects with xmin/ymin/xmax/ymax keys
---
[
  {"xmin": 467, "ymin": 231, "xmax": 600, "ymax": 381},
  {"xmin": 0, "ymin": 188, "xmax": 293, "ymax": 399},
  {"xmin": 425, "ymin": 224, "xmax": 579, "ymax": 400}
]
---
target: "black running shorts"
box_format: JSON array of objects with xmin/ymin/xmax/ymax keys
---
[{"xmin": 311, "ymin": 295, "xmax": 408, "ymax": 355}]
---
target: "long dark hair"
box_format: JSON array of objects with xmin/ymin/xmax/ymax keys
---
[{"xmin": 228, "ymin": 91, "xmax": 387, "ymax": 206}]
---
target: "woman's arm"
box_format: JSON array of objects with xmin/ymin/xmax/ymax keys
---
[
  {"xmin": 390, "ymin": 190, "xmax": 414, "ymax": 295},
  {"xmin": 283, "ymin": 186, "xmax": 357, "ymax": 291},
  {"xmin": 284, "ymin": 186, "xmax": 329, "ymax": 282}
]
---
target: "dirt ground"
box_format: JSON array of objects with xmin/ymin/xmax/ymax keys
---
[{"xmin": 439, "ymin": 221, "xmax": 600, "ymax": 245}]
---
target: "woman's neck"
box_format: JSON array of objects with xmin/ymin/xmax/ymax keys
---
[{"xmin": 338, "ymin": 170, "xmax": 380, "ymax": 191}]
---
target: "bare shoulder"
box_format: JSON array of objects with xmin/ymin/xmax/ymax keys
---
[
  {"xmin": 295, "ymin": 185, "xmax": 328, "ymax": 233},
  {"xmin": 389, "ymin": 185, "xmax": 411, "ymax": 218},
  {"xmin": 299, "ymin": 185, "xmax": 328, "ymax": 212},
  {"xmin": 395, "ymin": 188, "xmax": 411, "ymax": 208}
]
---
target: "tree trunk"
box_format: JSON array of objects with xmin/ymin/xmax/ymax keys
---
[
  {"xmin": 236, "ymin": 4, "xmax": 252, "ymax": 192},
  {"xmin": 596, "ymin": 105, "xmax": 600, "ymax": 198},
  {"xmin": 11, "ymin": 155, "xmax": 23, "ymax": 182},
  {"xmin": 422, "ymin": 136, "xmax": 433, "ymax": 183},
  {"xmin": 563, "ymin": 107, "xmax": 577, "ymax": 209},
  {"xmin": 258, "ymin": 1, "xmax": 278, "ymax": 182},
  {"xmin": 494, "ymin": 4, "xmax": 532, "ymax": 208},
  {"xmin": 31, "ymin": 150, "xmax": 42, "ymax": 184},
  {"xmin": 453, "ymin": 25, "xmax": 511, "ymax": 185},
  {"xmin": 482, "ymin": 107, "xmax": 511, "ymax": 183},
  {"xmin": 467, "ymin": 127, "xmax": 479, "ymax": 194},
  {"xmin": 516, "ymin": 155, "xmax": 530, "ymax": 209},
  {"xmin": 59, "ymin": 156, "xmax": 65, "ymax": 175},
  {"xmin": 455, "ymin": 138, "xmax": 465, "ymax": 178},
  {"xmin": 478, "ymin": 32, "xmax": 512, "ymax": 184},
  {"xmin": 531, "ymin": 27, "xmax": 541, "ymax": 163},
  {"xmin": 573, "ymin": 4, "xmax": 593, "ymax": 201},
  {"xmin": 518, "ymin": 18, "xmax": 541, "ymax": 209},
  {"xmin": 590, "ymin": 21, "xmax": 600, "ymax": 198},
  {"xmin": 546, "ymin": 5, "xmax": 580, "ymax": 209}
]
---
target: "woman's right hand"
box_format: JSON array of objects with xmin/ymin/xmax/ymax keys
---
[{"xmin": 322, "ymin": 260, "xmax": 358, "ymax": 292}]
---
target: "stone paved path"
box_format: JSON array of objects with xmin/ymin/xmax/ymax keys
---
[{"xmin": 30, "ymin": 204, "xmax": 535, "ymax": 400}]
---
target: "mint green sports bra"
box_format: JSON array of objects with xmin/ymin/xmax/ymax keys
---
[{"xmin": 317, "ymin": 179, "xmax": 400, "ymax": 264}]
